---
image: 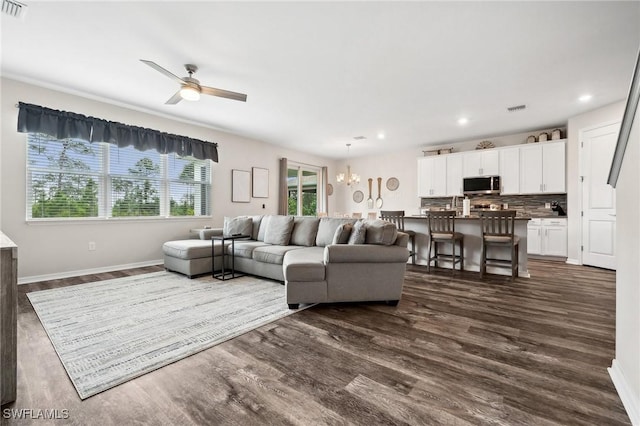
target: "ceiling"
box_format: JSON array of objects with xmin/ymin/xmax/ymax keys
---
[{"xmin": 2, "ymin": 2, "xmax": 639, "ymax": 159}]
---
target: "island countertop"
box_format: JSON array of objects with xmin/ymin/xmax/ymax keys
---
[{"xmin": 403, "ymin": 215, "xmax": 529, "ymax": 277}]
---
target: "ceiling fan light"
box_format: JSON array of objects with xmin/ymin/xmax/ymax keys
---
[{"xmin": 180, "ymin": 85, "xmax": 200, "ymax": 101}]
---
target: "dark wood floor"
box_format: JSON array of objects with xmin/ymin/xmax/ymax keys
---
[{"xmin": 3, "ymin": 260, "xmax": 628, "ymax": 425}]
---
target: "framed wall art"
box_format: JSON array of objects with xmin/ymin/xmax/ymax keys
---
[
  {"xmin": 252, "ymin": 167, "xmax": 269, "ymax": 198},
  {"xmin": 232, "ymin": 169, "xmax": 251, "ymax": 203}
]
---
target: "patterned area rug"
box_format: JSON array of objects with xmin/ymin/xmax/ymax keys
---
[{"xmin": 27, "ymin": 271, "xmax": 309, "ymax": 399}]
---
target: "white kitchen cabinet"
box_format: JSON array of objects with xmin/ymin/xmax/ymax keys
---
[
  {"xmin": 462, "ymin": 150, "xmax": 500, "ymax": 177},
  {"xmin": 527, "ymin": 218, "xmax": 567, "ymax": 256},
  {"xmin": 520, "ymin": 141, "xmax": 566, "ymax": 194},
  {"xmin": 499, "ymin": 146, "xmax": 520, "ymax": 194},
  {"xmin": 446, "ymin": 154, "xmax": 463, "ymax": 196},
  {"xmin": 417, "ymin": 156, "xmax": 447, "ymax": 197}
]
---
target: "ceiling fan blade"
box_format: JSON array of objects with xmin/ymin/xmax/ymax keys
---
[
  {"xmin": 165, "ymin": 91, "xmax": 183, "ymax": 105},
  {"xmin": 201, "ymin": 85, "xmax": 247, "ymax": 102},
  {"xmin": 140, "ymin": 59, "xmax": 185, "ymax": 85}
]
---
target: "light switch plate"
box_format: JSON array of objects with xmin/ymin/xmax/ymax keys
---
[{"xmin": 545, "ymin": 203, "xmax": 551, "ymax": 209}]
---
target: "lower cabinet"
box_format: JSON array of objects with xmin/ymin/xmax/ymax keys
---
[{"xmin": 527, "ymin": 218, "xmax": 567, "ymax": 256}]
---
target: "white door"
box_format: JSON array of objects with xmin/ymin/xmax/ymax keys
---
[{"xmin": 580, "ymin": 122, "xmax": 619, "ymax": 270}]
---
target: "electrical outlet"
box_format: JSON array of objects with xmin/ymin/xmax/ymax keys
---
[
  {"xmin": 545, "ymin": 203, "xmax": 551, "ymax": 209},
  {"xmin": 503, "ymin": 203, "xmax": 508, "ymax": 209},
  {"xmin": 88, "ymin": 242, "xmax": 96, "ymax": 251}
]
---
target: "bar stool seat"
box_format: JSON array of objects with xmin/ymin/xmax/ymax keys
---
[
  {"xmin": 380, "ymin": 210, "xmax": 416, "ymax": 265},
  {"xmin": 427, "ymin": 211, "xmax": 464, "ymax": 276},
  {"xmin": 479, "ymin": 210, "xmax": 519, "ymax": 280}
]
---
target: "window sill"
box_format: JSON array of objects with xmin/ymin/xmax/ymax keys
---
[{"xmin": 26, "ymin": 216, "xmax": 213, "ymax": 225}]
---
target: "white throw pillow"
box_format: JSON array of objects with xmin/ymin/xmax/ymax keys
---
[{"xmin": 223, "ymin": 216, "xmax": 253, "ymax": 238}]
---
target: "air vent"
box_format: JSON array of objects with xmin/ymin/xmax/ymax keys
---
[
  {"xmin": 353, "ymin": 136, "xmax": 367, "ymax": 140},
  {"xmin": 2, "ymin": 0, "xmax": 27, "ymax": 19},
  {"xmin": 507, "ymin": 104, "xmax": 526, "ymax": 112}
]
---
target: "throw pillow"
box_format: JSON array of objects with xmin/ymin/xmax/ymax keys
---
[
  {"xmin": 364, "ymin": 219, "xmax": 398, "ymax": 245},
  {"xmin": 331, "ymin": 223, "xmax": 353, "ymax": 245},
  {"xmin": 257, "ymin": 216, "xmax": 271, "ymax": 241},
  {"xmin": 348, "ymin": 220, "xmax": 366, "ymax": 244},
  {"xmin": 291, "ymin": 216, "xmax": 320, "ymax": 246},
  {"xmin": 223, "ymin": 216, "xmax": 253, "ymax": 238},
  {"xmin": 316, "ymin": 217, "xmax": 357, "ymax": 247},
  {"xmin": 250, "ymin": 215, "xmax": 263, "ymax": 240},
  {"xmin": 264, "ymin": 215, "xmax": 295, "ymax": 245}
]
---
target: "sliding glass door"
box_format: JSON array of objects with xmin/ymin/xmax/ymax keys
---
[{"xmin": 287, "ymin": 164, "xmax": 320, "ymax": 216}]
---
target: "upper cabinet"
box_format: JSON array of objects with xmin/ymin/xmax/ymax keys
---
[
  {"xmin": 520, "ymin": 140, "xmax": 566, "ymax": 194},
  {"xmin": 417, "ymin": 156, "xmax": 447, "ymax": 197},
  {"xmin": 446, "ymin": 154, "xmax": 464, "ymax": 196},
  {"xmin": 499, "ymin": 146, "xmax": 520, "ymax": 195},
  {"xmin": 417, "ymin": 139, "xmax": 566, "ymax": 198},
  {"xmin": 462, "ymin": 150, "xmax": 500, "ymax": 177}
]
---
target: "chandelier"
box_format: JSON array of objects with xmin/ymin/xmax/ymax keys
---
[{"xmin": 336, "ymin": 143, "xmax": 360, "ymax": 186}]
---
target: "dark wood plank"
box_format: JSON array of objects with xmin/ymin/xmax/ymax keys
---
[{"xmin": 3, "ymin": 260, "xmax": 629, "ymax": 425}]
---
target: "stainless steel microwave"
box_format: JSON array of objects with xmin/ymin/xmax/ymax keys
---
[{"xmin": 463, "ymin": 176, "xmax": 501, "ymax": 195}]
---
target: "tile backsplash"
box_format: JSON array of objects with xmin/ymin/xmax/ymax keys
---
[{"xmin": 420, "ymin": 194, "xmax": 567, "ymax": 218}]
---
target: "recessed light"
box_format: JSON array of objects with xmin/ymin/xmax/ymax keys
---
[
  {"xmin": 457, "ymin": 117, "xmax": 469, "ymax": 126},
  {"xmin": 579, "ymin": 94, "xmax": 593, "ymax": 102},
  {"xmin": 377, "ymin": 133, "xmax": 385, "ymax": 140}
]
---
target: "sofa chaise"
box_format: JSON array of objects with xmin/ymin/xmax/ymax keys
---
[{"xmin": 163, "ymin": 215, "xmax": 409, "ymax": 308}]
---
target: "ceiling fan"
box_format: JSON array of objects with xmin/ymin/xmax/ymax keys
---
[{"xmin": 140, "ymin": 59, "xmax": 247, "ymax": 105}]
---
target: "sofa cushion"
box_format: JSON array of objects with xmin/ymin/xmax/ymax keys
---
[
  {"xmin": 283, "ymin": 247, "xmax": 325, "ymax": 282},
  {"xmin": 163, "ymin": 239, "xmax": 226, "ymax": 260},
  {"xmin": 257, "ymin": 215, "xmax": 271, "ymax": 242},
  {"xmin": 251, "ymin": 215, "xmax": 263, "ymax": 240},
  {"xmin": 291, "ymin": 216, "xmax": 320, "ymax": 246},
  {"xmin": 364, "ymin": 219, "xmax": 398, "ymax": 245},
  {"xmin": 228, "ymin": 241, "xmax": 270, "ymax": 259},
  {"xmin": 264, "ymin": 215, "xmax": 295, "ymax": 245},
  {"xmin": 252, "ymin": 245, "xmax": 305, "ymax": 265},
  {"xmin": 332, "ymin": 222, "xmax": 353, "ymax": 244},
  {"xmin": 316, "ymin": 217, "xmax": 357, "ymax": 247},
  {"xmin": 348, "ymin": 220, "xmax": 367, "ymax": 244},
  {"xmin": 223, "ymin": 216, "xmax": 253, "ymax": 237}
]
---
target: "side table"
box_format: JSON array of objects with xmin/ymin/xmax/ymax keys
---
[{"xmin": 211, "ymin": 234, "xmax": 251, "ymax": 280}]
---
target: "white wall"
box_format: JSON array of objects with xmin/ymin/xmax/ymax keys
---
[
  {"xmin": 609, "ymin": 99, "xmax": 640, "ymax": 425},
  {"xmin": 331, "ymin": 127, "xmax": 565, "ymax": 217},
  {"xmin": 566, "ymin": 101, "xmax": 625, "ymax": 264},
  {"xmin": 0, "ymin": 78, "xmax": 336, "ymax": 281}
]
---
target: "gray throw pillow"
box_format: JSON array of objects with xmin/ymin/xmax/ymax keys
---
[
  {"xmin": 364, "ymin": 219, "xmax": 398, "ymax": 245},
  {"xmin": 332, "ymin": 223, "xmax": 353, "ymax": 245},
  {"xmin": 348, "ymin": 220, "xmax": 366, "ymax": 244},
  {"xmin": 257, "ymin": 216, "xmax": 271, "ymax": 241},
  {"xmin": 251, "ymin": 215, "xmax": 263, "ymax": 240},
  {"xmin": 316, "ymin": 217, "xmax": 357, "ymax": 247},
  {"xmin": 264, "ymin": 215, "xmax": 295, "ymax": 245},
  {"xmin": 291, "ymin": 216, "xmax": 320, "ymax": 246},
  {"xmin": 223, "ymin": 216, "xmax": 253, "ymax": 238}
]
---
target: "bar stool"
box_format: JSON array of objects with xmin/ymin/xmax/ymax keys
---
[
  {"xmin": 479, "ymin": 210, "xmax": 519, "ymax": 280},
  {"xmin": 426, "ymin": 210, "xmax": 463, "ymax": 276},
  {"xmin": 380, "ymin": 210, "xmax": 416, "ymax": 264}
]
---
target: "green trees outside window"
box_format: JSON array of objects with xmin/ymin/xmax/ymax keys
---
[{"xmin": 27, "ymin": 134, "xmax": 211, "ymax": 219}]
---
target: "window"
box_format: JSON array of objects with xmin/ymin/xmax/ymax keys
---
[
  {"xmin": 287, "ymin": 164, "xmax": 319, "ymax": 216},
  {"xmin": 27, "ymin": 133, "xmax": 211, "ymax": 219}
]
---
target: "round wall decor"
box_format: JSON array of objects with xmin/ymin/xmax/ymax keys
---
[
  {"xmin": 386, "ymin": 177, "xmax": 400, "ymax": 191},
  {"xmin": 353, "ymin": 190, "xmax": 364, "ymax": 203},
  {"xmin": 327, "ymin": 183, "xmax": 334, "ymax": 196}
]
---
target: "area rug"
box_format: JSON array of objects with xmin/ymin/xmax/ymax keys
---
[{"xmin": 27, "ymin": 271, "xmax": 311, "ymax": 399}]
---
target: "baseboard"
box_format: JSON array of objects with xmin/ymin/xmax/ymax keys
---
[
  {"xmin": 609, "ymin": 359, "xmax": 640, "ymax": 425},
  {"xmin": 566, "ymin": 258, "xmax": 581, "ymax": 266},
  {"xmin": 18, "ymin": 259, "xmax": 164, "ymax": 285}
]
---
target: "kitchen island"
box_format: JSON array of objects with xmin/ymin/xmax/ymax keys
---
[{"xmin": 405, "ymin": 215, "xmax": 530, "ymax": 277}]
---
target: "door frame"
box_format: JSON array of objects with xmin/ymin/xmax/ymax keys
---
[{"xmin": 578, "ymin": 119, "xmax": 620, "ymax": 266}]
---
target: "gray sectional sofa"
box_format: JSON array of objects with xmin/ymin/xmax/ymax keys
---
[{"xmin": 163, "ymin": 215, "xmax": 410, "ymax": 308}]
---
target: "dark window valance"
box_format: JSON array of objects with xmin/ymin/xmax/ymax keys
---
[{"xmin": 16, "ymin": 102, "xmax": 218, "ymax": 162}]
